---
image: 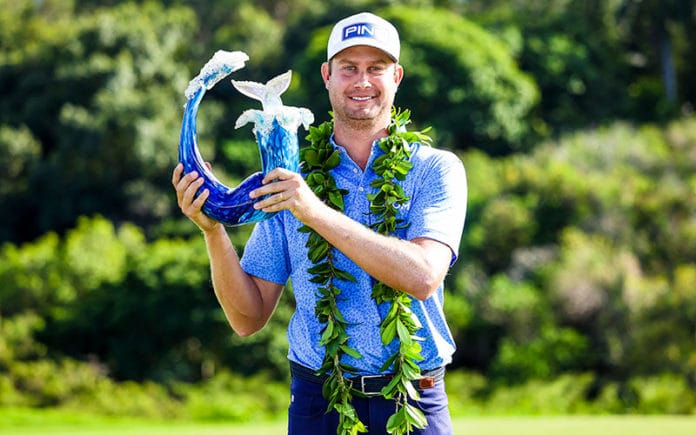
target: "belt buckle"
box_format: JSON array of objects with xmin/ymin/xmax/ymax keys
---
[{"xmin": 359, "ymin": 374, "xmax": 385, "ymax": 397}]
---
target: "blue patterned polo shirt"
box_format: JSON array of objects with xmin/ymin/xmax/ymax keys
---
[{"xmin": 240, "ymin": 136, "xmax": 467, "ymax": 375}]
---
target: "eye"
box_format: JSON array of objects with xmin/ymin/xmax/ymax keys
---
[{"xmin": 369, "ymin": 65, "xmax": 387, "ymax": 74}]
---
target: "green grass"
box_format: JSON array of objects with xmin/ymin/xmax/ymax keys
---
[
  {"xmin": 456, "ymin": 415, "xmax": 696, "ymax": 435},
  {"xmin": 1, "ymin": 408, "xmax": 696, "ymax": 434}
]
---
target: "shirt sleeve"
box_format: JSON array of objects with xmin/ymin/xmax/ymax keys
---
[
  {"xmin": 405, "ymin": 149, "xmax": 467, "ymax": 265},
  {"xmin": 240, "ymin": 212, "xmax": 292, "ymax": 285}
]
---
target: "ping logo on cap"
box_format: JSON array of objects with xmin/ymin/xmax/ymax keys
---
[{"xmin": 342, "ymin": 22, "xmax": 376, "ymax": 41}]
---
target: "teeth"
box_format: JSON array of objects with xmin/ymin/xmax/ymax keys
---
[{"xmin": 352, "ymin": 96, "xmax": 371, "ymax": 101}]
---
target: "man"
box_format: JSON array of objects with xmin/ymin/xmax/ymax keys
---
[{"xmin": 173, "ymin": 12, "xmax": 466, "ymax": 434}]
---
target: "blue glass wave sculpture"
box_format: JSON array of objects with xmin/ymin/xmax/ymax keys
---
[{"xmin": 178, "ymin": 50, "xmax": 313, "ymax": 226}]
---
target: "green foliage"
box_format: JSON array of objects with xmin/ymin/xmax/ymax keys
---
[
  {"xmin": 628, "ymin": 374, "xmax": 696, "ymax": 414},
  {"xmin": 177, "ymin": 370, "xmax": 288, "ymax": 422},
  {"xmin": 0, "ymin": 233, "xmax": 67, "ymax": 315},
  {"xmin": 491, "ymin": 326, "xmax": 589, "ymax": 383},
  {"xmin": 0, "ymin": 1, "xmax": 198, "ymax": 241},
  {"xmin": 0, "ymin": 313, "xmax": 183, "ymax": 417},
  {"xmin": 443, "ymin": 370, "xmax": 488, "ymax": 415},
  {"xmin": 511, "ymin": 2, "xmax": 628, "ymax": 130},
  {"xmin": 1, "ymin": 315, "xmax": 288, "ymax": 420},
  {"xmin": 484, "ymin": 373, "xmax": 596, "ymax": 415},
  {"xmin": 0, "ymin": 124, "xmax": 40, "ymax": 181},
  {"xmin": 0, "ymin": 125, "xmax": 40, "ymax": 242},
  {"xmin": 453, "ymin": 116, "xmax": 696, "ymax": 386},
  {"xmin": 450, "ymin": 370, "xmax": 696, "ymax": 415},
  {"xmin": 0, "ymin": 314, "xmax": 47, "ymax": 370},
  {"xmin": 466, "ymin": 195, "xmax": 537, "ymax": 271},
  {"xmin": 0, "ymin": 215, "xmax": 141, "ymax": 317},
  {"xmin": 463, "ymin": 0, "xmax": 691, "ymax": 131},
  {"xmin": 211, "ymin": 2, "xmax": 285, "ymax": 69},
  {"xmin": 64, "ymin": 216, "xmax": 133, "ymax": 292},
  {"xmin": 217, "ymin": 139, "xmax": 263, "ymax": 185}
]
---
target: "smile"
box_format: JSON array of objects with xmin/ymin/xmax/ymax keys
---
[{"xmin": 351, "ymin": 96, "xmax": 373, "ymax": 102}]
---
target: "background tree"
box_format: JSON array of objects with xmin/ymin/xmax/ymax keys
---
[
  {"xmin": 0, "ymin": 1, "xmax": 198, "ymax": 242},
  {"xmin": 616, "ymin": 0, "xmax": 696, "ymax": 117},
  {"xmin": 463, "ymin": 0, "xmax": 632, "ymax": 133}
]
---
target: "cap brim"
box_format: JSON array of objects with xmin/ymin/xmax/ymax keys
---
[{"xmin": 329, "ymin": 40, "xmax": 398, "ymax": 62}]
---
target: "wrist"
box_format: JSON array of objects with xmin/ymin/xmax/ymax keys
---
[
  {"xmin": 301, "ymin": 199, "xmax": 340, "ymax": 233},
  {"xmin": 201, "ymin": 221, "xmax": 225, "ymax": 238}
]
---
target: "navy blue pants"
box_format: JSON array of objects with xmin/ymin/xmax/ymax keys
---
[{"xmin": 287, "ymin": 376, "xmax": 453, "ymax": 434}]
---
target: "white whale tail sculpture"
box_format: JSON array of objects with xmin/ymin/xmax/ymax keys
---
[{"xmin": 231, "ymin": 70, "xmax": 292, "ymax": 110}]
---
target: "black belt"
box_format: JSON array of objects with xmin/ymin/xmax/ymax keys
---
[{"xmin": 290, "ymin": 361, "xmax": 445, "ymax": 397}]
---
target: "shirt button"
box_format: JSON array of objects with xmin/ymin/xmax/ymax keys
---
[
  {"xmin": 358, "ymin": 187, "xmax": 364, "ymax": 192},
  {"xmin": 353, "ymin": 168, "xmax": 359, "ymax": 174}
]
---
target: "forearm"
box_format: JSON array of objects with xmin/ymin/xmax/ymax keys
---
[
  {"xmin": 309, "ymin": 206, "xmax": 448, "ymax": 300},
  {"xmin": 203, "ymin": 224, "xmax": 272, "ymax": 336},
  {"xmin": 174, "ymin": 164, "xmax": 281, "ymax": 336},
  {"xmin": 247, "ymin": 168, "xmax": 452, "ymax": 300}
]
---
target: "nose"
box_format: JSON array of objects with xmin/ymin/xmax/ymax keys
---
[{"xmin": 354, "ymin": 70, "xmax": 371, "ymax": 88}]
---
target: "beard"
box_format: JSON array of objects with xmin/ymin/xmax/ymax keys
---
[{"xmin": 328, "ymin": 89, "xmax": 393, "ymax": 131}]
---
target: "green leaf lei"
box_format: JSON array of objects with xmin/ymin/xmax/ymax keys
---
[{"xmin": 299, "ymin": 108, "xmax": 432, "ymax": 435}]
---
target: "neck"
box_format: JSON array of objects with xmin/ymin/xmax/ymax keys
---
[{"xmin": 333, "ymin": 120, "xmax": 389, "ymax": 169}]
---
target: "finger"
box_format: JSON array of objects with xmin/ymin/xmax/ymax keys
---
[
  {"xmin": 174, "ymin": 172, "xmax": 191, "ymax": 202},
  {"xmin": 262, "ymin": 167, "xmax": 292, "ymax": 184},
  {"xmin": 250, "ymin": 180, "xmax": 283, "ymax": 199},
  {"xmin": 181, "ymin": 176, "xmax": 204, "ymax": 208},
  {"xmin": 172, "ymin": 163, "xmax": 184, "ymax": 187},
  {"xmin": 192, "ymin": 187, "xmax": 209, "ymax": 209},
  {"xmin": 252, "ymin": 172, "xmax": 299, "ymax": 199},
  {"xmin": 176, "ymin": 170, "xmax": 199, "ymax": 193},
  {"xmin": 253, "ymin": 189, "xmax": 292, "ymax": 212}
]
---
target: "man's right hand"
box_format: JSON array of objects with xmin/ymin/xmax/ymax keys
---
[{"xmin": 172, "ymin": 163, "xmax": 221, "ymax": 233}]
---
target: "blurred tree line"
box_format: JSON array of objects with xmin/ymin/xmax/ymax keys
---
[{"xmin": 1, "ymin": 0, "xmax": 695, "ymax": 416}]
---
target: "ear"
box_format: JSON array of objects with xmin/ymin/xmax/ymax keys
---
[
  {"xmin": 321, "ymin": 62, "xmax": 330, "ymax": 89},
  {"xmin": 393, "ymin": 64, "xmax": 404, "ymax": 86}
]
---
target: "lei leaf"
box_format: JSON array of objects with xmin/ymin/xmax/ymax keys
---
[
  {"xmin": 299, "ymin": 108, "xmax": 432, "ymax": 435},
  {"xmin": 370, "ymin": 108, "xmax": 430, "ymax": 434},
  {"xmin": 301, "ymin": 117, "xmax": 367, "ymax": 435}
]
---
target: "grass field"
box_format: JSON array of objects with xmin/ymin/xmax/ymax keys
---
[{"xmin": 1, "ymin": 408, "xmax": 696, "ymax": 434}]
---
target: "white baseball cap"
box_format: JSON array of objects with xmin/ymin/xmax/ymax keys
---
[{"xmin": 327, "ymin": 12, "xmax": 400, "ymax": 62}]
